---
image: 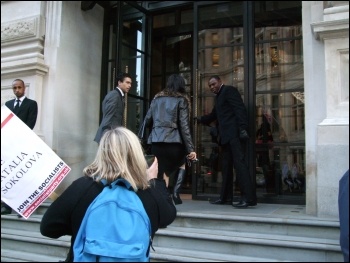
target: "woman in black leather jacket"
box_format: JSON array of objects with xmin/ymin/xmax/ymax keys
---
[{"xmin": 139, "ymin": 74, "xmax": 197, "ymax": 204}]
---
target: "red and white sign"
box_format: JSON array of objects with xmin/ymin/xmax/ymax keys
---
[{"xmin": 1, "ymin": 105, "xmax": 71, "ymax": 219}]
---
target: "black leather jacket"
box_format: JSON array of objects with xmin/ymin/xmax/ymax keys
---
[{"xmin": 138, "ymin": 93, "xmax": 195, "ymax": 154}]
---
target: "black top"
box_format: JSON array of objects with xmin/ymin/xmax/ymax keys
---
[
  {"xmin": 5, "ymin": 97, "xmax": 38, "ymax": 130},
  {"xmin": 138, "ymin": 94, "xmax": 194, "ymax": 154},
  {"xmin": 200, "ymin": 85, "xmax": 248, "ymax": 145},
  {"xmin": 40, "ymin": 176, "xmax": 176, "ymax": 261}
]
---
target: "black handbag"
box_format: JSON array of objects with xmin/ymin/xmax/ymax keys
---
[
  {"xmin": 138, "ymin": 120, "xmax": 152, "ymax": 154},
  {"xmin": 138, "ymin": 119, "xmax": 146, "ymax": 140}
]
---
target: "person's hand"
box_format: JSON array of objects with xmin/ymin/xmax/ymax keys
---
[
  {"xmin": 187, "ymin": 152, "xmax": 197, "ymax": 161},
  {"xmin": 239, "ymin": 129, "xmax": 249, "ymax": 140},
  {"xmin": 146, "ymin": 157, "xmax": 158, "ymax": 181},
  {"xmin": 193, "ymin": 117, "xmax": 201, "ymax": 124}
]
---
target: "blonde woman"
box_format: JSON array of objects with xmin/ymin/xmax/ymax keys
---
[{"xmin": 40, "ymin": 127, "xmax": 176, "ymax": 262}]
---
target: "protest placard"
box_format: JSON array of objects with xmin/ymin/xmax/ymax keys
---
[{"xmin": 1, "ymin": 105, "xmax": 71, "ymax": 219}]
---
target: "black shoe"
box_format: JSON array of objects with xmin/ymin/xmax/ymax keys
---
[
  {"xmin": 210, "ymin": 198, "xmax": 233, "ymax": 205},
  {"xmin": 209, "ymin": 199, "xmax": 230, "ymax": 205},
  {"xmin": 232, "ymin": 200, "xmax": 257, "ymax": 208},
  {"xmin": 1, "ymin": 205, "xmax": 12, "ymax": 215},
  {"xmin": 210, "ymin": 199, "xmax": 225, "ymax": 205},
  {"xmin": 173, "ymin": 194, "xmax": 183, "ymax": 205}
]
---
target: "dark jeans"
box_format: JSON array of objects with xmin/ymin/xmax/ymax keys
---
[{"xmin": 220, "ymin": 137, "xmax": 255, "ymax": 202}]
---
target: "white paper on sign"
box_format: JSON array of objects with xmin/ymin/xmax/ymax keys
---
[{"xmin": 1, "ymin": 105, "xmax": 71, "ymax": 219}]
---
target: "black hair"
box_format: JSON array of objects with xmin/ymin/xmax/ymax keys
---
[
  {"xmin": 166, "ymin": 74, "xmax": 186, "ymax": 94},
  {"xmin": 208, "ymin": 75, "xmax": 221, "ymax": 82},
  {"xmin": 116, "ymin": 72, "xmax": 132, "ymax": 84},
  {"xmin": 12, "ymin": 79, "xmax": 25, "ymax": 87}
]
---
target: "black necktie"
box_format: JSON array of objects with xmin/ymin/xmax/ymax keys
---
[{"xmin": 14, "ymin": 99, "xmax": 20, "ymax": 112}]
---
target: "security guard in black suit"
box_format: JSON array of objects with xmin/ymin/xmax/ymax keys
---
[{"xmin": 196, "ymin": 75, "xmax": 256, "ymax": 208}]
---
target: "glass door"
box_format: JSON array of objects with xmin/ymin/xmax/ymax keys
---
[
  {"xmin": 103, "ymin": 2, "xmax": 151, "ymax": 135},
  {"xmin": 151, "ymin": 8, "xmax": 194, "ymax": 194},
  {"xmin": 193, "ymin": 1, "xmax": 305, "ymax": 204},
  {"xmin": 120, "ymin": 3, "xmax": 150, "ymax": 134},
  {"xmin": 254, "ymin": 1, "xmax": 305, "ymax": 203},
  {"xmin": 193, "ymin": 1, "xmax": 245, "ymax": 200},
  {"xmin": 102, "ymin": 1, "xmax": 305, "ymax": 204}
]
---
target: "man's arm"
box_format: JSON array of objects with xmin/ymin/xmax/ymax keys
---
[
  {"xmin": 197, "ymin": 105, "xmax": 217, "ymax": 125},
  {"xmin": 26, "ymin": 100, "xmax": 38, "ymax": 130},
  {"xmin": 227, "ymin": 87, "xmax": 249, "ymax": 139},
  {"xmin": 101, "ymin": 92, "xmax": 120, "ymax": 133}
]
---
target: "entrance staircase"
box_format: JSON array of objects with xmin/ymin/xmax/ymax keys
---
[{"xmin": 1, "ymin": 200, "xmax": 343, "ymax": 262}]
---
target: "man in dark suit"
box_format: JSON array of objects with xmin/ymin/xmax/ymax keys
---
[
  {"xmin": 196, "ymin": 75, "xmax": 256, "ymax": 208},
  {"xmin": 5, "ymin": 79, "xmax": 38, "ymax": 129},
  {"xmin": 338, "ymin": 169, "xmax": 349, "ymax": 262},
  {"xmin": 94, "ymin": 72, "xmax": 132, "ymax": 144},
  {"xmin": 2, "ymin": 78, "xmax": 38, "ymax": 215}
]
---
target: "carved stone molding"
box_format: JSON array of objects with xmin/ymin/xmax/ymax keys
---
[
  {"xmin": 1, "ymin": 85, "xmax": 16, "ymax": 106},
  {"xmin": 311, "ymin": 18, "xmax": 349, "ymax": 41},
  {"xmin": 1, "ymin": 15, "xmax": 48, "ymax": 78},
  {"xmin": 1, "ymin": 59, "xmax": 49, "ymax": 79},
  {"xmin": 1, "ymin": 15, "xmax": 45, "ymax": 44}
]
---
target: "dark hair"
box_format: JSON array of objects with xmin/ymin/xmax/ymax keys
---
[
  {"xmin": 208, "ymin": 75, "xmax": 221, "ymax": 82},
  {"xmin": 12, "ymin": 79, "xmax": 25, "ymax": 87},
  {"xmin": 166, "ymin": 74, "xmax": 186, "ymax": 94},
  {"xmin": 116, "ymin": 72, "xmax": 132, "ymax": 84}
]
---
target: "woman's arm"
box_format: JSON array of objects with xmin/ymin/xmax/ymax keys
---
[
  {"xmin": 149, "ymin": 178, "xmax": 177, "ymax": 228},
  {"xmin": 40, "ymin": 180, "xmax": 81, "ymax": 238},
  {"xmin": 40, "ymin": 177, "xmax": 102, "ymax": 238},
  {"xmin": 139, "ymin": 157, "xmax": 177, "ymax": 236}
]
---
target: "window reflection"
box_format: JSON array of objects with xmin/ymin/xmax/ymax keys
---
[
  {"xmin": 254, "ymin": 25, "xmax": 305, "ymax": 198},
  {"xmin": 196, "ymin": 2, "xmax": 304, "ymax": 200}
]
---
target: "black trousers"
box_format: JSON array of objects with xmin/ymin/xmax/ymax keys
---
[{"xmin": 220, "ymin": 137, "xmax": 255, "ymax": 202}]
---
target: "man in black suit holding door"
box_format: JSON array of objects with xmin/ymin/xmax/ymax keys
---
[
  {"xmin": 196, "ymin": 75, "xmax": 256, "ymax": 208},
  {"xmin": 2, "ymin": 79, "xmax": 38, "ymax": 215}
]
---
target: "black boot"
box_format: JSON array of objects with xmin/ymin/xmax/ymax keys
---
[
  {"xmin": 173, "ymin": 168, "xmax": 186, "ymax": 205},
  {"xmin": 167, "ymin": 186, "xmax": 173, "ymax": 200},
  {"xmin": 1, "ymin": 203, "xmax": 12, "ymax": 215}
]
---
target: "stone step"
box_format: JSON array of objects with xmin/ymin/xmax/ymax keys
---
[
  {"xmin": 150, "ymin": 247, "xmax": 295, "ymax": 262},
  {"xmin": 1, "ymin": 228, "xmax": 294, "ymax": 262},
  {"xmin": 3, "ymin": 225, "xmax": 339, "ymax": 262},
  {"xmin": 1, "ymin": 214, "xmax": 41, "ymax": 233},
  {"xmin": 1, "ymin": 201, "xmax": 343, "ymax": 262},
  {"xmin": 1, "ymin": 228, "xmax": 70, "ymax": 261},
  {"xmin": 2, "ymin": 208, "xmax": 340, "ymax": 241},
  {"xmin": 153, "ymin": 226, "xmax": 342, "ymax": 262},
  {"xmin": 1, "ymin": 248, "xmax": 63, "ymax": 262},
  {"xmin": 174, "ymin": 211, "xmax": 340, "ymax": 240}
]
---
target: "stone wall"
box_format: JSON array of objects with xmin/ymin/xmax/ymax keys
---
[
  {"xmin": 304, "ymin": 1, "xmax": 349, "ymax": 217},
  {"xmin": 1, "ymin": 1, "xmax": 104, "ymax": 195}
]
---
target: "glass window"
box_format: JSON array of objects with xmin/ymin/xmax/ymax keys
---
[
  {"xmin": 153, "ymin": 13, "xmax": 175, "ymax": 28},
  {"xmin": 181, "ymin": 9, "xmax": 193, "ymax": 25}
]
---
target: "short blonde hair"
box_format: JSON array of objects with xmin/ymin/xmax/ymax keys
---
[{"xmin": 83, "ymin": 127, "xmax": 149, "ymax": 191}]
